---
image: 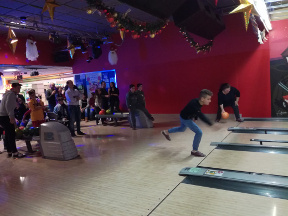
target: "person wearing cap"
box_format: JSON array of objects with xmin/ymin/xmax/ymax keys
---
[{"xmin": 0, "ymin": 83, "xmax": 25, "ymax": 158}]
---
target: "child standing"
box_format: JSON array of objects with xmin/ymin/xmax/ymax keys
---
[
  {"xmin": 28, "ymin": 89, "xmax": 45, "ymax": 127},
  {"xmin": 161, "ymin": 89, "xmax": 213, "ymax": 157}
]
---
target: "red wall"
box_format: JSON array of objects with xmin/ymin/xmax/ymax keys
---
[
  {"xmin": 0, "ymin": 34, "xmax": 73, "ymax": 66},
  {"xmin": 73, "ymin": 14, "xmax": 271, "ymax": 117},
  {"xmin": 269, "ymin": 19, "xmax": 288, "ymax": 60}
]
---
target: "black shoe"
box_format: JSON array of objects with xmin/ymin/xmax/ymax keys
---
[
  {"xmin": 215, "ymin": 119, "xmax": 220, "ymax": 122},
  {"xmin": 13, "ymin": 152, "xmax": 26, "ymax": 158},
  {"xmin": 150, "ymin": 117, "xmax": 155, "ymax": 121},
  {"xmin": 7, "ymin": 152, "xmax": 12, "ymax": 158},
  {"xmin": 77, "ymin": 131, "xmax": 86, "ymax": 136},
  {"xmin": 161, "ymin": 130, "xmax": 171, "ymax": 141},
  {"xmin": 236, "ymin": 118, "xmax": 243, "ymax": 122},
  {"xmin": 71, "ymin": 133, "xmax": 77, "ymax": 137}
]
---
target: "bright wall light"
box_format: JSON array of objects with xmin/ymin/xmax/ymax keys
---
[{"xmin": 3, "ymin": 69, "xmax": 18, "ymax": 72}]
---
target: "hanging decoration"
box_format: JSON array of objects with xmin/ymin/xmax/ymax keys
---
[
  {"xmin": 26, "ymin": 35, "xmax": 39, "ymax": 61},
  {"xmin": 67, "ymin": 39, "xmax": 75, "ymax": 59},
  {"xmin": 108, "ymin": 44, "xmax": 118, "ymax": 65},
  {"xmin": 180, "ymin": 29, "xmax": 213, "ymax": 54},
  {"xmin": 6, "ymin": 27, "xmax": 18, "ymax": 54},
  {"xmin": 42, "ymin": 0, "xmax": 60, "ymax": 21},
  {"xmin": 215, "ymin": 0, "xmax": 218, "ymax": 6},
  {"xmin": 86, "ymin": 0, "xmax": 168, "ymax": 39},
  {"xmin": 229, "ymin": 0, "xmax": 257, "ymax": 31}
]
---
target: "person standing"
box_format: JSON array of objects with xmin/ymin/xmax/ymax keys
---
[
  {"xmin": 126, "ymin": 84, "xmax": 138, "ymax": 130},
  {"xmin": 136, "ymin": 83, "xmax": 154, "ymax": 121},
  {"xmin": 216, "ymin": 83, "xmax": 243, "ymax": 122},
  {"xmin": 28, "ymin": 89, "xmax": 45, "ymax": 127},
  {"xmin": 161, "ymin": 89, "xmax": 213, "ymax": 157},
  {"xmin": 108, "ymin": 82, "xmax": 120, "ymax": 114},
  {"xmin": 100, "ymin": 81, "xmax": 109, "ymax": 111},
  {"xmin": 65, "ymin": 80, "xmax": 85, "ymax": 137},
  {"xmin": 46, "ymin": 83, "xmax": 57, "ymax": 112},
  {"xmin": 0, "ymin": 83, "xmax": 25, "ymax": 158}
]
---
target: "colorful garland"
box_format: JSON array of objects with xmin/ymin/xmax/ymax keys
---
[
  {"xmin": 180, "ymin": 28, "xmax": 213, "ymax": 54},
  {"xmin": 86, "ymin": 0, "xmax": 168, "ymax": 39}
]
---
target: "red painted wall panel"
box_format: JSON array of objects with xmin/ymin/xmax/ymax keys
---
[{"xmin": 72, "ymin": 14, "xmax": 271, "ymax": 117}]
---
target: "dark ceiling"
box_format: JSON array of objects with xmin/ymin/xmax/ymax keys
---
[{"xmin": 0, "ymin": 0, "xmax": 286, "ymax": 41}]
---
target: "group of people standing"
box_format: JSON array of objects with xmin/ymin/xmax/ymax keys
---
[{"xmin": 126, "ymin": 83, "xmax": 154, "ymax": 130}]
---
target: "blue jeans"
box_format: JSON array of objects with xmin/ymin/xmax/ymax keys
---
[
  {"xmin": 168, "ymin": 116, "xmax": 203, "ymax": 151},
  {"xmin": 68, "ymin": 105, "xmax": 81, "ymax": 134}
]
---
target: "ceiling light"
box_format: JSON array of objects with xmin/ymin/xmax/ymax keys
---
[{"xmin": 3, "ymin": 69, "xmax": 18, "ymax": 72}]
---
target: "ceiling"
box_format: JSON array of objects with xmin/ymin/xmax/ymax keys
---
[
  {"xmin": 0, "ymin": 0, "xmax": 287, "ymax": 81},
  {"xmin": 265, "ymin": 0, "xmax": 288, "ymax": 21},
  {"xmin": 0, "ymin": 64, "xmax": 72, "ymax": 79},
  {"xmin": 0, "ymin": 0, "xmax": 285, "ymax": 41}
]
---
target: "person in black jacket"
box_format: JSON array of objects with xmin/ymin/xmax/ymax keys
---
[
  {"xmin": 216, "ymin": 83, "xmax": 243, "ymax": 122},
  {"xmin": 161, "ymin": 89, "xmax": 213, "ymax": 157},
  {"xmin": 126, "ymin": 84, "xmax": 138, "ymax": 130},
  {"xmin": 136, "ymin": 83, "xmax": 154, "ymax": 121},
  {"xmin": 46, "ymin": 83, "xmax": 57, "ymax": 112}
]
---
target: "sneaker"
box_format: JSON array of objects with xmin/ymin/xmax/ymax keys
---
[
  {"xmin": 77, "ymin": 131, "xmax": 86, "ymax": 136},
  {"xmin": 191, "ymin": 151, "xmax": 206, "ymax": 157},
  {"xmin": 150, "ymin": 117, "xmax": 155, "ymax": 121},
  {"xmin": 13, "ymin": 152, "xmax": 26, "ymax": 158},
  {"xmin": 236, "ymin": 118, "xmax": 243, "ymax": 122},
  {"xmin": 7, "ymin": 152, "xmax": 12, "ymax": 158},
  {"xmin": 215, "ymin": 119, "xmax": 220, "ymax": 123},
  {"xmin": 161, "ymin": 130, "xmax": 171, "ymax": 141}
]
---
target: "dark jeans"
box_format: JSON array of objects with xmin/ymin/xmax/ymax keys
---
[
  {"xmin": 137, "ymin": 105, "xmax": 152, "ymax": 119},
  {"xmin": 130, "ymin": 107, "xmax": 137, "ymax": 128},
  {"xmin": 110, "ymin": 98, "xmax": 120, "ymax": 114},
  {"xmin": 216, "ymin": 104, "xmax": 240, "ymax": 120},
  {"xmin": 49, "ymin": 103, "xmax": 56, "ymax": 112},
  {"xmin": 0, "ymin": 116, "xmax": 17, "ymax": 153},
  {"xmin": 68, "ymin": 105, "xmax": 81, "ymax": 134}
]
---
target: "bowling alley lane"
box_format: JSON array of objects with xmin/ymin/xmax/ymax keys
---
[
  {"xmin": 199, "ymin": 149, "xmax": 288, "ymax": 177},
  {"xmin": 150, "ymin": 183, "xmax": 288, "ymax": 216}
]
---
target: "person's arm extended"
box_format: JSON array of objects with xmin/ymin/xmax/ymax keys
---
[
  {"xmin": 219, "ymin": 104, "xmax": 225, "ymax": 113},
  {"xmin": 198, "ymin": 112, "xmax": 213, "ymax": 126},
  {"xmin": 234, "ymin": 87, "xmax": 240, "ymax": 106},
  {"xmin": 46, "ymin": 90, "xmax": 56, "ymax": 100}
]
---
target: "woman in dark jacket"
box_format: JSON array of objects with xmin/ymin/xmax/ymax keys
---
[
  {"xmin": 216, "ymin": 83, "xmax": 243, "ymax": 122},
  {"xmin": 108, "ymin": 82, "xmax": 120, "ymax": 114}
]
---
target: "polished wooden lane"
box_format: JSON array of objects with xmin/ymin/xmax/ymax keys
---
[
  {"xmin": 150, "ymin": 184, "xmax": 288, "ymax": 216},
  {"xmin": 0, "ymin": 115, "xmax": 240, "ymax": 216},
  {"xmin": 199, "ymin": 149, "xmax": 288, "ymax": 176}
]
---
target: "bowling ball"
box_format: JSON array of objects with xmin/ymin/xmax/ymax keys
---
[
  {"xmin": 19, "ymin": 126, "xmax": 25, "ymax": 130},
  {"xmin": 99, "ymin": 109, "xmax": 106, "ymax": 115},
  {"xmin": 106, "ymin": 109, "xmax": 111, "ymax": 114},
  {"xmin": 34, "ymin": 127, "xmax": 40, "ymax": 136},
  {"xmin": 15, "ymin": 128, "xmax": 23, "ymax": 139},
  {"xmin": 222, "ymin": 112, "xmax": 229, "ymax": 119}
]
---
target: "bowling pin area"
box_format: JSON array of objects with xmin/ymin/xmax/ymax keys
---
[{"xmin": 1, "ymin": 115, "xmax": 288, "ymax": 216}]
